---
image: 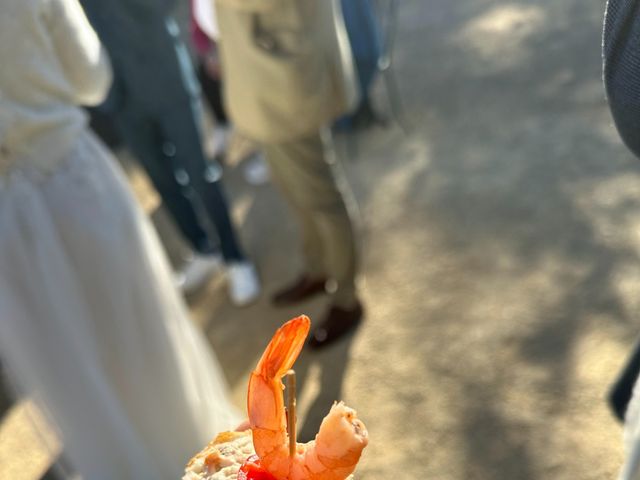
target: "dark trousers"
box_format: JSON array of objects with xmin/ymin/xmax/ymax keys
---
[
  {"xmin": 115, "ymin": 103, "xmax": 244, "ymax": 262},
  {"xmin": 610, "ymin": 337, "xmax": 640, "ymax": 421},
  {"xmin": 196, "ymin": 61, "xmax": 228, "ymax": 127}
]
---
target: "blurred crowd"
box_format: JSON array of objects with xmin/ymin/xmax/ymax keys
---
[
  {"xmin": 0, "ymin": 0, "xmax": 380, "ymax": 478},
  {"xmin": 2, "ymin": 0, "xmax": 640, "ymax": 479}
]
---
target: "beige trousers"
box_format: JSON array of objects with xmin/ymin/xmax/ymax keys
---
[{"xmin": 262, "ymin": 131, "xmax": 358, "ymax": 307}]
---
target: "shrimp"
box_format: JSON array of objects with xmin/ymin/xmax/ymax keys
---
[{"xmin": 248, "ymin": 316, "xmax": 368, "ymax": 480}]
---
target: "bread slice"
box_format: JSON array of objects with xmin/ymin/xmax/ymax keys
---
[
  {"xmin": 183, "ymin": 430, "xmax": 356, "ymax": 480},
  {"xmin": 183, "ymin": 431, "xmax": 255, "ymax": 480}
]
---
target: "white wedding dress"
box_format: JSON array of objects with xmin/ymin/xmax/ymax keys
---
[{"xmin": 0, "ymin": 1, "xmax": 239, "ymax": 479}]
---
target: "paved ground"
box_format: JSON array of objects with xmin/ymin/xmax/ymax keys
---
[{"xmin": 1, "ymin": 0, "xmax": 639, "ymax": 479}]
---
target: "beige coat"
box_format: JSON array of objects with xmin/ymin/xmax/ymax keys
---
[{"xmin": 215, "ymin": 0, "xmax": 359, "ymax": 143}]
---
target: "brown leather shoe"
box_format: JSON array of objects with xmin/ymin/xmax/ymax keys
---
[
  {"xmin": 271, "ymin": 275, "xmax": 328, "ymax": 306},
  {"xmin": 307, "ymin": 301, "xmax": 363, "ymax": 350}
]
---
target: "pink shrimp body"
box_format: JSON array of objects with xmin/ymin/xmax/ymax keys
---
[{"xmin": 248, "ymin": 316, "xmax": 368, "ymax": 480}]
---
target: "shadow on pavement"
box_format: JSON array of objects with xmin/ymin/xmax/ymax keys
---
[
  {"xmin": 296, "ymin": 336, "xmax": 355, "ymax": 443},
  {"xmin": 328, "ymin": 0, "xmax": 632, "ymax": 478}
]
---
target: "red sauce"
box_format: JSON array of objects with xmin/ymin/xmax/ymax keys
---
[{"xmin": 237, "ymin": 455, "xmax": 278, "ymax": 480}]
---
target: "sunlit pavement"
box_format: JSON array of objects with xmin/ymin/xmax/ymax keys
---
[{"xmin": 1, "ymin": 0, "xmax": 638, "ymax": 479}]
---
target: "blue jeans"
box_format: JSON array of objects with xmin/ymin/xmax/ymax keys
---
[{"xmin": 115, "ymin": 104, "xmax": 244, "ymax": 262}]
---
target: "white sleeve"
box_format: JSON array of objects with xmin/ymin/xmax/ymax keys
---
[{"xmin": 45, "ymin": 0, "xmax": 113, "ymax": 105}]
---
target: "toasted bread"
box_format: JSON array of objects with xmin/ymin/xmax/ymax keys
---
[{"xmin": 183, "ymin": 431, "xmax": 254, "ymax": 480}]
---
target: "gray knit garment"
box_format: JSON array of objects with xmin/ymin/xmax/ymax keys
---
[{"xmin": 603, "ymin": 0, "xmax": 640, "ymax": 158}]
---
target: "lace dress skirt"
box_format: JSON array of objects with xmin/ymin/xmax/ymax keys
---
[{"xmin": 0, "ymin": 130, "xmax": 239, "ymax": 480}]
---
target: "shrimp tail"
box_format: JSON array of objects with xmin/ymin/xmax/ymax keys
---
[
  {"xmin": 248, "ymin": 316, "xmax": 311, "ymax": 478},
  {"xmin": 254, "ymin": 316, "xmax": 310, "ymax": 379}
]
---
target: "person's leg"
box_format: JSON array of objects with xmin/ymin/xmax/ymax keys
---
[
  {"xmin": 263, "ymin": 143, "xmax": 329, "ymax": 305},
  {"xmin": 165, "ymin": 32, "xmax": 259, "ymax": 302},
  {"xmin": 168, "ymin": 26, "xmax": 248, "ymax": 263},
  {"xmin": 155, "ymin": 95, "xmax": 259, "ymax": 302},
  {"xmin": 263, "ymin": 147, "xmax": 326, "ymax": 279},
  {"xmin": 196, "ymin": 60, "xmax": 229, "ymax": 127},
  {"xmin": 198, "ymin": 178, "xmax": 245, "ymax": 262},
  {"xmin": 157, "ymin": 104, "xmax": 245, "ymax": 263},
  {"xmin": 262, "ymin": 131, "xmax": 359, "ymax": 308},
  {"xmin": 115, "ymin": 110, "xmax": 216, "ymax": 255}
]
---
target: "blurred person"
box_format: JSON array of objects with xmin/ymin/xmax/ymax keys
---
[
  {"xmin": 79, "ymin": 0, "xmax": 261, "ymax": 304},
  {"xmin": 603, "ymin": 1, "xmax": 640, "ymax": 478},
  {"xmin": 190, "ymin": 0, "xmax": 230, "ymax": 159},
  {"xmin": 336, "ymin": 0, "xmax": 383, "ymax": 130},
  {"xmin": 0, "ymin": 0, "xmax": 240, "ymax": 478},
  {"xmin": 603, "ymin": 0, "xmax": 640, "ymax": 160},
  {"xmin": 201, "ymin": 0, "xmax": 363, "ymax": 349},
  {"xmin": 189, "ymin": 0, "xmax": 270, "ymax": 186}
]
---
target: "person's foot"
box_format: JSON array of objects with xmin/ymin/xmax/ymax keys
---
[
  {"xmin": 243, "ymin": 152, "xmax": 270, "ymax": 185},
  {"xmin": 175, "ymin": 253, "xmax": 223, "ymax": 294},
  {"xmin": 307, "ymin": 301, "xmax": 363, "ymax": 350},
  {"xmin": 228, "ymin": 261, "xmax": 261, "ymax": 306},
  {"xmin": 205, "ymin": 125, "xmax": 231, "ymax": 159},
  {"xmin": 271, "ymin": 275, "xmax": 328, "ymax": 306}
]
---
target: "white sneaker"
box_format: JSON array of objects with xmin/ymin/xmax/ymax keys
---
[
  {"xmin": 175, "ymin": 253, "xmax": 223, "ymax": 294},
  {"xmin": 243, "ymin": 152, "xmax": 270, "ymax": 185},
  {"xmin": 213, "ymin": 126, "xmax": 230, "ymax": 155},
  {"xmin": 227, "ymin": 261, "xmax": 261, "ymax": 306},
  {"xmin": 205, "ymin": 126, "xmax": 230, "ymax": 159}
]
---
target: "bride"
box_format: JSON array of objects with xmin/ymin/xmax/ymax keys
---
[{"xmin": 0, "ymin": 0, "xmax": 239, "ymax": 478}]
